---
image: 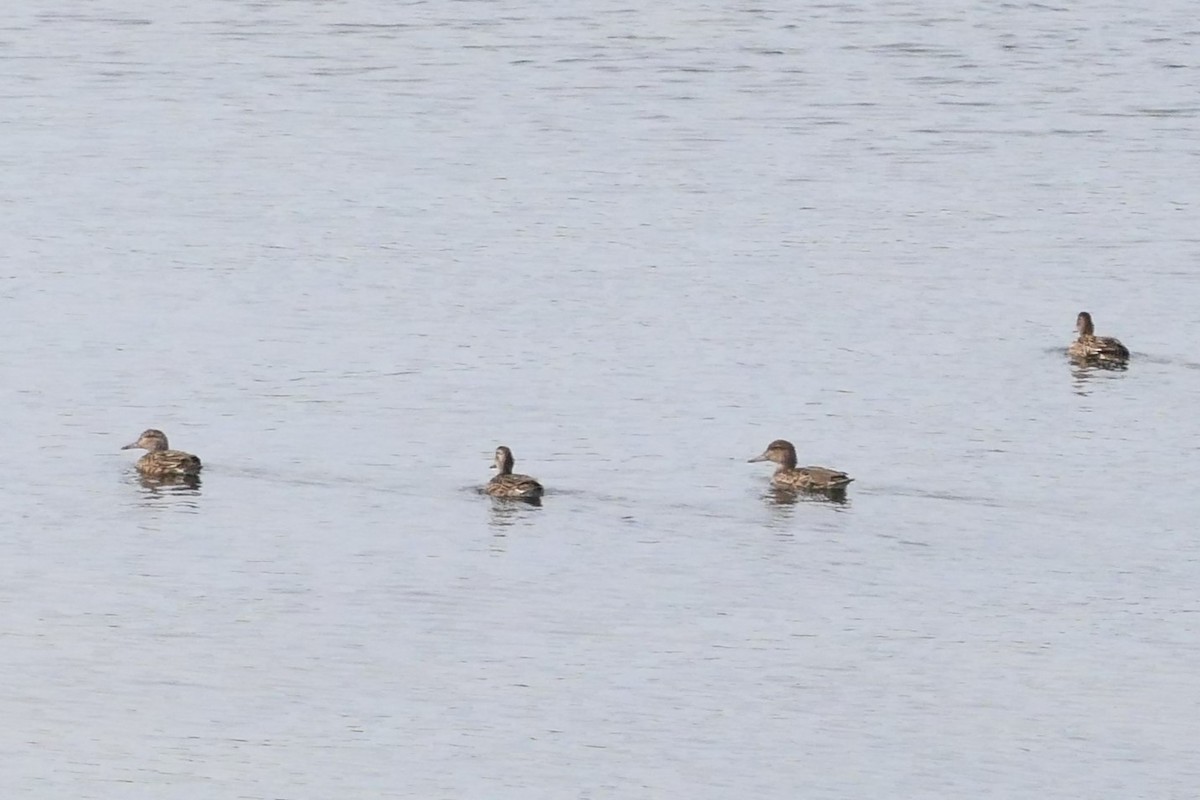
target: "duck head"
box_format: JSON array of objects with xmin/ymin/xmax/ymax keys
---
[
  {"xmin": 749, "ymin": 439, "xmax": 798, "ymax": 470},
  {"xmin": 491, "ymin": 446, "xmax": 515, "ymax": 475},
  {"xmin": 122, "ymin": 429, "xmax": 170, "ymax": 452}
]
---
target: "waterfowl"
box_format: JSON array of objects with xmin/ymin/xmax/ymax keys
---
[
  {"xmin": 121, "ymin": 429, "xmax": 202, "ymax": 477},
  {"xmin": 748, "ymin": 439, "xmax": 852, "ymax": 492},
  {"xmin": 1068, "ymin": 311, "xmax": 1129, "ymax": 363},
  {"xmin": 485, "ymin": 445, "xmax": 544, "ymax": 501}
]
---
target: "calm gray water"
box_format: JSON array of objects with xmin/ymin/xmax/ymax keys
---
[{"xmin": 3, "ymin": 1, "xmax": 1199, "ymax": 797}]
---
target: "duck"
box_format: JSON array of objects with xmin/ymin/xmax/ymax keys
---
[
  {"xmin": 748, "ymin": 439, "xmax": 852, "ymax": 492},
  {"xmin": 485, "ymin": 445, "xmax": 544, "ymax": 501},
  {"xmin": 121, "ymin": 429, "xmax": 202, "ymax": 477},
  {"xmin": 1068, "ymin": 311, "xmax": 1129, "ymax": 363}
]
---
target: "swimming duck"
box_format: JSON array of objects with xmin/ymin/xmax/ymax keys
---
[
  {"xmin": 748, "ymin": 439, "xmax": 852, "ymax": 492},
  {"xmin": 485, "ymin": 445, "xmax": 544, "ymax": 501},
  {"xmin": 121, "ymin": 429, "xmax": 202, "ymax": 477},
  {"xmin": 1068, "ymin": 311, "xmax": 1129, "ymax": 363}
]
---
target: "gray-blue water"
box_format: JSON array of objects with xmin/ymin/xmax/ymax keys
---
[{"xmin": 3, "ymin": 2, "xmax": 1199, "ymax": 797}]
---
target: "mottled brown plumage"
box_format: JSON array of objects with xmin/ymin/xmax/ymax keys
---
[
  {"xmin": 1068, "ymin": 311, "xmax": 1129, "ymax": 363},
  {"xmin": 485, "ymin": 445, "xmax": 544, "ymax": 501},
  {"xmin": 748, "ymin": 439, "xmax": 852, "ymax": 492},
  {"xmin": 121, "ymin": 429, "xmax": 202, "ymax": 477}
]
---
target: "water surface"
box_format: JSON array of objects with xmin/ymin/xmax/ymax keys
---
[{"xmin": 3, "ymin": 1, "xmax": 1200, "ymax": 797}]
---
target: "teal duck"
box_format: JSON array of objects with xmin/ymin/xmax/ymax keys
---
[
  {"xmin": 1068, "ymin": 311, "xmax": 1129, "ymax": 363},
  {"xmin": 485, "ymin": 446, "xmax": 544, "ymax": 501},
  {"xmin": 121, "ymin": 429, "xmax": 202, "ymax": 477},
  {"xmin": 749, "ymin": 439, "xmax": 852, "ymax": 492}
]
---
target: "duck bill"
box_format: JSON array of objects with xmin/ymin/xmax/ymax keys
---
[
  {"xmin": 120, "ymin": 442, "xmax": 139, "ymax": 450},
  {"xmin": 748, "ymin": 453, "xmax": 768, "ymax": 463}
]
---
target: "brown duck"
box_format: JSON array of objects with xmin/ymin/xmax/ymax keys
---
[
  {"xmin": 121, "ymin": 429, "xmax": 202, "ymax": 477},
  {"xmin": 1068, "ymin": 311, "xmax": 1129, "ymax": 363},
  {"xmin": 749, "ymin": 439, "xmax": 852, "ymax": 492},
  {"xmin": 485, "ymin": 445, "xmax": 544, "ymax": 501}
]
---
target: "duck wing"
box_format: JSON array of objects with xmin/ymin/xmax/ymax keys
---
[
  {"xmin": 487, "ymin": 473, "xmax": 544, "ymax": 499},
  {"xmin": 1072, "ymin": 335, "xmax": 1129, "ymax": 361},
  {"xmin": 1093, "ymin": 336, "xmax": 1130, "ymax": 360},
  {"xmin": 798, "ymin": 466, "xmax": 853, "ymax": 489},
  {"xmin": 152, "ymin": 449, "xmax": 203, "ymax": 476}
]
